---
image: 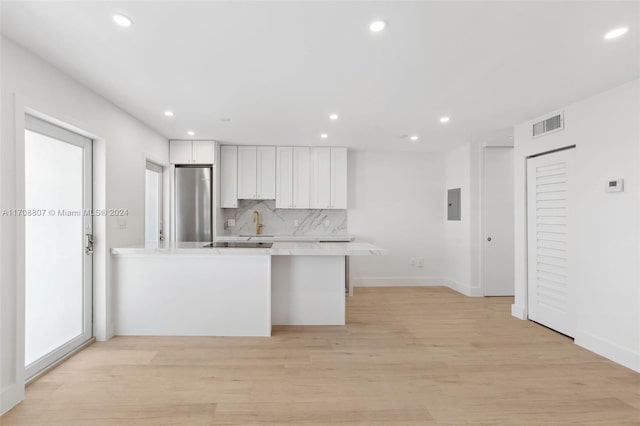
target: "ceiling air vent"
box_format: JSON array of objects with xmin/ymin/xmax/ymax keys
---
[{"xmin": 532, "ymin": 112, "xmax": 564, "ymax": 137}]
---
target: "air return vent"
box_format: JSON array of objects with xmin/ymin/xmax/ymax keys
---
[{"xmin": 532, "ymin": 112, "xmax": 564, "ymax": 137}]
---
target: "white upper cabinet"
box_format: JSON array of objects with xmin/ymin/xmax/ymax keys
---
[
  {"xmin": 220, "ymin": 145, "xmax": 238, "ymax": 208},
  {"xmin": 193, "ymin": 141, "xmax": 216, "ymax": 164},
  {"xmin": 330, "ymin": 147, "xmax": 347, "ymax": 209},
  {"xmin": 169, "ymin": 140, "xmax": 193, "ymax": 164},
  {"xmin": 276, "ymin": 147, "xmax": 294, "ymax": 208},
  {"xmin": 169, "ymin": 140, "xmax": 215, "ymax": 164},
  {"xmin": 256, "ymin": 147, "xmax": 276, "ymax": 199},
  {"xmin": 237, "ymin": 146, "xmax": 276, "ymax": 200},
  {"xmin": 293, "ymin": 147, "xmax": 310, "ymax": 209},
  {"xmin": 221, "ymin": 144, "xmax": 345, "ymax": 209},
  {"xmin": 237, "ymin": 146, "xmax": 257, "ymax": 199},
  {"xmin": 310, "ymin": 147, "xmax": 332, "ymax": 209},
  {"xmin": 276, "ymin": 147, "xmax": 310, "ymax": 209},
  {"xmin": 310, "ymin": 147, "xmax": 347, "ymax": 209}
]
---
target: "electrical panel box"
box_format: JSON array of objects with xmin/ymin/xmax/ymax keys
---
[{"xmin": 447, "ymin": 188, "xmax": 461, "ymax": 221}]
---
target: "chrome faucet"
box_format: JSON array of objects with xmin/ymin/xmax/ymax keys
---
[{"xmin": 253, "ymin": 210, "xmax": 263, "ymax": 235}]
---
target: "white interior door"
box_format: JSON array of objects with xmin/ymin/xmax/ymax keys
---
[
  {"xmin": 483, "ymin": 147, "xmax": 515, "ymax": 296},
  {"xmin": 24, "ymin": 115, "xmax": 93, "ymax": 379},
  {"xmin": 527, "ymin": 148, "xmax": 574, "ymax": 337},
  {"xmin": 145, "ymin": 161, "xmax": 163, "ymax": 242}
]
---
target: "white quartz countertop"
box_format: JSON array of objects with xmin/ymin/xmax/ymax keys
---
[
  {"xmin": 111, "ymin": 241, "xmax": 386, "ymax": 256},
  {"xmin": 215, "ymin": 235, "xmax": 354, "ymax": 242}
]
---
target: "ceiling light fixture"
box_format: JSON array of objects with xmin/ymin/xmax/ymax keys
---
[
  {"xmin": 440, "ymin": 116, "xmax": 450, "ymax": 123},
  {"xmin": 113, "ymin": 14, "xmax": 133, "ymax": 27},
  {"xmin": 409, "ymin": 135, "xmax": 419, "ymax": 141},
  {"xmin": 187, "ymin": 131, "xmax": 195, "ymax": 136},
  {"xmin": 329, "ymin": 114, "xmax": 339, "ymax": 120},
  {"xmin": 164, "ymin": 110, "xmax": 174, "ymax": 117},
  {"xmin": 320, "ymin": 133, "xmax": 328, "ymax": 139},
  {"xmin": 369, "ymin": 20, "xmax": 387, "ymax": 33},
  {"xmin": 604, "ymin": 26, "xmax": 629, "ymax": 40}
]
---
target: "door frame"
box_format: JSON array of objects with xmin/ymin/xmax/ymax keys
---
[
  {"xmin": 144, "ymin": 159, "xmax": 166, "ymax": 243},
  {"xmin": 8, "ymin": 94, "xmax": 107, "ymax": 413}
]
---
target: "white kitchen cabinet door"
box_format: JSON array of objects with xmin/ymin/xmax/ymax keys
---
[
  {"xmin": 330, "ymin": 147, "xmax": 347, "ymax": 209},
  {"xmin": 276, "ymin": 147, "xmax": 293, "ymax": 208},
  {"xmin": 169, "ymin": 140, "xmax": 193, "ymax": 164},
  {"xmin": 256, "ymin": 146, "xmax": 276, "ymax": 199},
  {"xmin": 220, "ymin": 145, "xmax": 238, "ymax": 208},
  {"xmin": 238, "ymin": 146, "xmax": 257, "ymax": 199},
  {"xmin": 193, "ymin": 141, "xmax": 215, "ymax": 164},
  {"xmin": 293, "ymin": 147, "xmax": 310, "ymax": 209},
  {"xmin": 310, "ymin": 147, "xmax": 331, "ymax": 209}
]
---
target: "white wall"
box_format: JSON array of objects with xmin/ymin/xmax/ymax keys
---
[
  {"xmin": 1, "ymin": 37, "xmax": 168, "ymax": 413},
  {"xmin": 348, "ymin": 150, "xmax": 446, "ymax": 286},
  {"xmin": 513, "ymin": 79, "xmax": 640, "ymax": 372},
  {"xmin": 444, "ymin": 143, "xmax": 482, "ymax": 296}
]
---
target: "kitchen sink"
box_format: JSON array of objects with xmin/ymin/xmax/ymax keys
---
[{"xmin": 202, "ymin": 242, "xmax": 273, "ymax": 248}]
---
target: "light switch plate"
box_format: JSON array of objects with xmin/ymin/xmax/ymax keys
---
[
  {"xmin": 227, "ymin": 219, "xmax": 236, "ymax": 227},
  {"xmin": 606, "ymin": 179, "xmax": 624, "ymax": 193}
]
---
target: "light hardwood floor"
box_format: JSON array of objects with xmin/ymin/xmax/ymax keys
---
[{"xmin": 2, "ymin": 287, "xmax": 639, "ymax": 425}]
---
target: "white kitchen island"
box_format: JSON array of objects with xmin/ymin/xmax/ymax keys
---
[{"xmin": 111, "ymin": 242, "xmax": 385, "ymax": 337}]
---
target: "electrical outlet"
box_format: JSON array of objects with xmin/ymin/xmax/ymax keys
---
[
  {"xmin": 227, "ymin": 219, "xmax": 235, "ymax": 227},
  {"xmin": 410, "ymin": 257, "xmax": 416, "ymax": 266},
  {"xmin": 117, "ymin": 218, "xmax": 127, "ymax": 229},
  {"xmin": 294, "ymin": 219, "xmax": 299, "ymax": 227},
  {"xmin": 324, "ymin": 219, "xmax": 330, "ymax": 227},
  {"xmin": 416, "ymin": 257, "xmax": 424, "ymax": 268}
]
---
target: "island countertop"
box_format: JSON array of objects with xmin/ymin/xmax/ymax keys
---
[{"xmin": 111, "ymin": 241, "xmax": 386, "ymax": 256}]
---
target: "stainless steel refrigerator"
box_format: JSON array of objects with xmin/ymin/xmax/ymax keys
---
[{"xmin": 175, "ymin": 166, "xmax": 212, "ymax": 242}]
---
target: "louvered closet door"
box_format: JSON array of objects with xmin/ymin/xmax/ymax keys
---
[{"xmin": 527, "ymin": 148, "xmax": 574, "ymax": 337}]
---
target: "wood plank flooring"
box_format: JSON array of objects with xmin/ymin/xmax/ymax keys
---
[{"xmin": 2, "ymin": 287, "xmax": 639, "ymax": 425}]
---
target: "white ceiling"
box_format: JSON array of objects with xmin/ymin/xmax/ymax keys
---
[{"xmin": 1, "ymin": 1, "xmax": 639, "ymax": 152}]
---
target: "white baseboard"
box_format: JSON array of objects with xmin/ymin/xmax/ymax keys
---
[
  {"xmin": 574, "ymin": 330, "xmax": 640, "ymax": 373},
  {"xmin": 1, "ymin": 383, "xmax": 24, "ymax": 415},
  {"xmin": 351, "ymin": 277, "xmax": 482, "ymax": 297},
  {"xmin": 445, "ymin": 280, "xmax": 483, "ymax": 297},
  {"xmin": 511, "ymin": 304, "xmax": 527, "ymax": 319},
  {"xmin": 351, "ymin": 277, "xmax": 447, "ymax": 287}
]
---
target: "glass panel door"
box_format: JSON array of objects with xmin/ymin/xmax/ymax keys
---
[{"xmin": 24, "ymin": 115, "xmax": 93, "ymax": 379}]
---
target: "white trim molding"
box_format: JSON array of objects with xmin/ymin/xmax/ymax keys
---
[
  {"xmin": 351, "ymin": 277, "xmax": 448, "ymax": 287},
  {"xmin": 574, "ymin": 330, "xmax": 640, "ymax": 373},
  {"xmin": 511, "ymin": 304, "xmax": 527, "ymax": 319},
  {"xmin": 1, "ymin": 384, "xmax": 23, "ymax": 416},
  {"xmin": 352, "ymin": 277, "xmax": 483, "ymax": 298},
  {"xmin": 446, "ymin": 280, "xmax": 483, "ymax": 297}
]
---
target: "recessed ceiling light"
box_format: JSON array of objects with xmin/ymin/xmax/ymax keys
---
[
  {"xmin": 187, "ymin": 131, "xmax": 195, "ymax": 136},
  {"xmin": 320, "ymin": 133, "xmax": 328, "ymax": 139},
  {"xmin": 164, "ymin": 110, "xmax": 174, "ymax": 117},
  {"xmin": 409, "ymin": 135, "xmax": 419, "ymax": 141},
  {"xmin": 113, "ymin": 14, "xmax": 133, "ymax": 27},
  {"xmin": 329, "ymin": 114, "xmax": 339, "ymax": 121},
  {"xmin": 440, "ymin": 116, "xmax": 450, "ymax": 123},
  {"xmin": 369, "ymin": 20, "xmax": 387, "ymax": 33},
  {"xmin": 604, "ymin": 27, "xmax": 629, "ymax": 40}
]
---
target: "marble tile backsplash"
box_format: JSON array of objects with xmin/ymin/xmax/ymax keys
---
[{"xmin": 222, "ymin": 200, "xmax": 347, "ymax": 236}]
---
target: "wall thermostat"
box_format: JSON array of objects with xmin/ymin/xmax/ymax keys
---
[{"xmin": 606, "ymin": 179, "xmax": 624, "ymax": 193}]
